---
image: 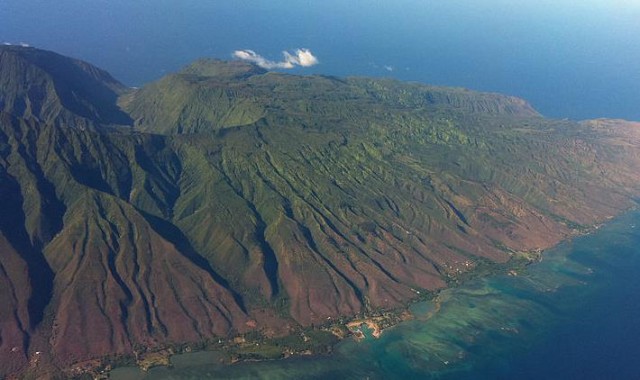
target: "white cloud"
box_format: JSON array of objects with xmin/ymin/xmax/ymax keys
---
[
  {"xmin": 283, "ymin": 49, "xmax": 318, "ymax": 67},
  {"xmin": 232, "ymin": 48, "xmax": 319, "ymax": 69}
]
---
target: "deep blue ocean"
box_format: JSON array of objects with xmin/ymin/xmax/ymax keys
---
[{"xmin": 1, "ymin": 0, "xmax": 639, "ymax": 121}]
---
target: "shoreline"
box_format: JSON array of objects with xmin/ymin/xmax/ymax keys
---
[
  {"xmin": 18, "ymin": 208, "xmax": 636, "ymax": 380},
  {"xmin": 74, "ymin": 245, "xmax": 564, "ymax": 379}
]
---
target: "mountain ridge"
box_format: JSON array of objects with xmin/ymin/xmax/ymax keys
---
[{"xmin": 0, "ymin": 45, "xmax": 132, "ymax": 128}]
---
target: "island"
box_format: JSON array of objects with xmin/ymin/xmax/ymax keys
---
[{"xmin": 1, "ymin": 45, "xmax": 639, "ymax": 379}]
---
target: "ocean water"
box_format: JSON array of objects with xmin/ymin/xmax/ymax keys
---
[
  {"xmin": 1, "ymin": 0, "xmax": 639, "ymax": 121},
  {"xmin": 111, "ymin": 210, "xmax": 640, "ymax": 380}
]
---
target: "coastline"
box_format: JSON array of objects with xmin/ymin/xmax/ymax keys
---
[
  {"xmin": 9, "ymin": 206, "xmax": 635, "ymax": 380},
  {"xmin": 73, "ymin": 212, "xmax": 625, "ymax": 380}
]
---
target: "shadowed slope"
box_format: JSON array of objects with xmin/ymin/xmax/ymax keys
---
[
  {"xmin": 0, "ymin": 45, "xmax": 132, "ymax": 127},
  {"xmin": 0, "ymin": 233, "xmax": 31, "ymax": 374}
]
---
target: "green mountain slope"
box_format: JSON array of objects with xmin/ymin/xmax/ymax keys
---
[{"xmin": 1, "ymin": 47, "xmax": 639, "ymax": 378}]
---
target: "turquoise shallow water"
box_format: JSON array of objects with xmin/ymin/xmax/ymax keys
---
[{"xmin": 112, "ymin": 211, "xmax": 640, "ymax": 379}]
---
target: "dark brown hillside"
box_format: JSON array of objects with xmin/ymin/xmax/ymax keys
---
[
  {"xmin": 0, "ymin": 233, "xmax": 31, "ymax": 375},
  {"xmin": 43, "ymin": 192, "xmax": 251, "ymax": 365}
]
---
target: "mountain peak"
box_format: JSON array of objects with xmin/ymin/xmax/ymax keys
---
[{"xmin": 0, "ymin": 45, "xmax": 131, "ymax": 127}]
